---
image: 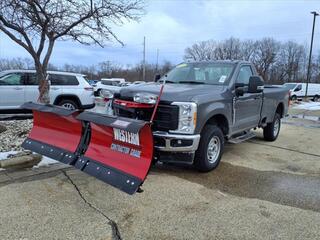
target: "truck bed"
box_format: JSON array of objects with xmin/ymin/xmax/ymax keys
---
[{"xmin": 261, "ymin": 85, "xmax": 289, "ymax": 124}]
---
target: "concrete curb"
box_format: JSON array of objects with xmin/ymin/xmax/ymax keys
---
[{"xmin": 0, "ymin": 154, "xmax": 42, "ymax": 169}]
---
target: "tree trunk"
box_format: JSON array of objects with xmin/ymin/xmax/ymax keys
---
[{"xmin": 36, "ymin": 66, "xmax": 50, "ymax": 104}]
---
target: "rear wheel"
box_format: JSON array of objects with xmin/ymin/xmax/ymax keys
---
[
  {"xmin": 313, "ymin": 95, "xmax": 319, "ymax": 102},
  {"xmin": 263, "ymin": 113, "xmax": 281, "ymax": 141},
  {"xmin": 195, "ymin": 125, "xmax": 224, "ymax": 172},
  {"xmin": 291, "ymin": 95, "xmax": 297, "ymax": 101},
  {"xmin": 58, "ymin": 99, "xmax": 78, "ymax": 110},
  {"xmin": 95, "ymin": 89, "xmax": 102, "ymax": 97}
]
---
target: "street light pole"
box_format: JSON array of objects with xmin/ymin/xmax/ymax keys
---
[
  {"xmin": 142, "ymin": 36, "xmax": 146, "ymax": 82},
  {"xmin": 305, "ymin": 11, "xmax": 319, "ymax": 100}
]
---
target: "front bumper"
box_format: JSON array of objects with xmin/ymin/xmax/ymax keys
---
[
  {"xmin": 81, "ymin": 103, "xmax": 95, "ymax": 109},
  {"xmin": 153, "ymin": 131, "xmax": 200, "ymax": 152}
]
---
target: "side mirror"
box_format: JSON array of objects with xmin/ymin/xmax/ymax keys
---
[
  {"xmin": 154, "ymin": 74, "xmax": 161, "ymax": 82},
  {"xmin": 235, "ymin": 82, "xmax": 246, "ymax": 96},
  {"xmin": 248, "ymin": 76, "xmax": 264, "ymax": 93}
]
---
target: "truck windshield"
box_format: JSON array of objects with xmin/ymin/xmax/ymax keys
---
[
  {"xmin": 160, "ymin": 63, "xmax": 234, "ymax": 85},
  {"xmin": 284, "ymin": 83, "xmax": 297, "ymax": 90}
]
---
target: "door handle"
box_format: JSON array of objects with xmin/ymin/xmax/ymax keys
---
[
  {"xmin": 13, "ymin": 87, "xmax": 23, "ymax": 90},
  {"xmin": 51, "ymin": 87, "xmax": 60, "ymax": 90}
]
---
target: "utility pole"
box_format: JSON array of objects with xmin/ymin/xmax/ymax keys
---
[
  {"xmin": 305, "ymin": 11, "xmax": 319, "ymax": 100},
  {"xmin": 142, "ymin": 36, "xmax": 146, "ymax": 81},
  {"xmin": 156, "ymin": 49, "xmax": 159, "ymax": 72}
]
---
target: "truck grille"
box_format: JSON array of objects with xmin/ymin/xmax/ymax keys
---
[{"xmin": 114, "ymin": 102, "xmax": 179, "ymax": 131}]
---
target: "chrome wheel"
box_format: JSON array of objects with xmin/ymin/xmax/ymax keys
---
[
  {"xmin": 207, "ymin": 136, "xmax": 221, "ymax": 164},
  {"xmin": 61, "ymin": 103, "xmax": 76, "ymax": 110},
  {"xmin": 273, "ymin": 117, "xmax": 280, "ymax": 137}
]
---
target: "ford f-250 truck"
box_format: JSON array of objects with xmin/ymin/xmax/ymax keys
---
[{"xmin": 111, "ymin": 60, "xmax": 290, "ymax": 171}]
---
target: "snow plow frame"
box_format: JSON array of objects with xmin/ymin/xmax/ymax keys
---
[{"xmin": 21, "ymin": 102, "xmax": 153, "ymax": 195}]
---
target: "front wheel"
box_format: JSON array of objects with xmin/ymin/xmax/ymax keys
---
[
  {"xmin": 194, "ymin": 125, "xmax": 224, "ymax": 172},
  {"xmin": 58, "ymin": 99, "xmax": 78, "ymax": 110},
  {"xmin": 263, "ymin": 113, "xmax": 281, "ymax": 141},
  {"xmin": 313, "ymin": 95, "xmax": 319, "ymax": 102}
]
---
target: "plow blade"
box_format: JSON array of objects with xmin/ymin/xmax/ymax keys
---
[
  {"xmin": 76, "ymin": 112, "xmax": 154, "ymax": 194},
  {"xmin": 22, "ymin": 102, "xmax": 154, "ymax": 194},
  {"xmin": 21, "ymin": 102, "xmax": 84, "ymax": 164}
]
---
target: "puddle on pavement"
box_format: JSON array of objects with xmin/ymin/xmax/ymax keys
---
[{"xmin": 152, "ymin": 162, "xmax": 320, "ymax": 212}]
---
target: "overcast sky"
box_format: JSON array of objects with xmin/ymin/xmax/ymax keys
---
[{"xmin": 0, "ymin": 0, "xmax": 320, "ymax": 67}]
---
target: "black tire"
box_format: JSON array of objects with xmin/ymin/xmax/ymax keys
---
[
  {"xmin": 95, "ymin": 89, "xmax": 101, "ymax": 97},
  {"xmin": 194, "ymin": 125, "xmax": 224, "ymax": 172},
  {"xmin": 313, "ymin": 95, "xmax": 319, "ymax": 102},
  {"xmin": 263, "ymin": 113, "xmax": 281, "ymax": 141},
  {"xmin": 58, "ymin": 99, "xmax": 79, "ymax": 110},
  {"xmin": 291, "ymin": 95, "xmax": 297, "ymax": 101}
]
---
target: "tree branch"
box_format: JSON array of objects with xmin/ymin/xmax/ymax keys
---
[{"xmin": 0, "ymin": 24, "xmax": 38, "ymax": 60}]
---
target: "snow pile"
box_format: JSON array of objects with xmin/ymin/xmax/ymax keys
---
[
  {"xmin": 34, "ymin": 156, "xmax": 58, "ymax": 168},
  {"xmin": 0, "ymin": 150, "xmax": 58, "ymax": 169},
  {"xmin": 0, "ymin": 151, "xmax": 19, "ymax": 161},
  {"xmin": 293, "ymin": 102, "xmax": 320, "ymax": 111},
  {"xmin": 0, "ymin": 119, "xmax": 32, "ymax": 152}
]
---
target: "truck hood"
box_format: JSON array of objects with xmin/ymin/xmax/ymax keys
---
[{"xmin": 119, "ymin": 83, "xmax": 225, "ymax": 102}]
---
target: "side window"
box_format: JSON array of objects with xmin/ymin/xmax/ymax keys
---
[
  {"xmin": 25, "ymin": 73, "xmax": 39, "ymax": 85},
  {"xmin": 0, "ymin": 73, "xmax": 23, "ymax": 85},
  {"xmin": 49, "ymin": 74, "xmax": 79, "ymax": 85},
  {"xmin": 237, "ymin": 66, "xmax": 253, "ymax": 85}
]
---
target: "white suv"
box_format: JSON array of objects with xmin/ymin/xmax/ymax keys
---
[{"xmin": 0, "ymin": 70, "xmax": 95, "ymax": 110}]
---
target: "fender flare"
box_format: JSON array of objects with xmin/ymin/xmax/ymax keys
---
[{"xmin": 53, "ymin": 94, "xmax": 81, "ymax": 106}]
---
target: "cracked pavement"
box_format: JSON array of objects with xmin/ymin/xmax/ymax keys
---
[{"xmin": 0, "ymin": 115, "xmax": 320, "ymax": 239}]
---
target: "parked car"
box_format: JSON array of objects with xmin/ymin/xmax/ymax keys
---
[
  {"xmin": 0, "ymin": 70, "xmax": 95, "ymax": 111},
  {"xmin": 111, "ymin": 60, "xmax": 290, "ymax": 171},
  {"xmin": 94, "ymin": 78, "xmax": 126, "ymax": 96},
  {"xmin": 132, "ymin": 81, "xmax": 146, "ymax": 85},
  {"xmin": 284, "ymin": 82, "xmax": 320, "ymax": 101},
  {"xmin": 87, "ymin": 79, "xmax": 99, "ymax": 86}
]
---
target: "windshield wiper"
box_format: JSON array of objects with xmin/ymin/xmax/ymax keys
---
[{"xmin": 178, "ymin": 81, "xmax": 205, "ymax": 84}]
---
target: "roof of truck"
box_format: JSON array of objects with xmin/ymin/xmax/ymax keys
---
[{"xmin": 185, "ymin": 60, "xmax": 251, "ymax": 64}]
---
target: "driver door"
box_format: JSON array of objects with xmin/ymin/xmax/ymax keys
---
[
  {"xmin": 233, "ymin": 65, "xmax": 263, "ymax": 131},
  {"xmin": 0, "ymin": 72, "xmax": 25, "ymax": 109}
]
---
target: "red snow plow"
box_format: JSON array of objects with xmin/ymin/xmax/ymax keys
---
[{"xmin": 21, "ymin": 102, "xmax": 154, "ymax": 194}]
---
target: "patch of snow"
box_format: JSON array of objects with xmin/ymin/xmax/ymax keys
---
[
  {"xmin": 0, "ymin": 151, "xmax": 19, "ymax": 161},
  {"xmin": 293, "ymin": 102, "xmax": 320, "ymax": 111},
  {"xmin": 33, "ymin": 156, "xmax": 58, "ymax": 168}
]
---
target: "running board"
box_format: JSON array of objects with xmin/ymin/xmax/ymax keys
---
[{"xmin": 228, "ymin": 132, "xmax": 256, "ymax": 144}]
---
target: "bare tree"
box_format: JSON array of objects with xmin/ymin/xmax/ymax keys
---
[
  {"xmin": 251, "ymin": 38, "xmax": 280, "ymax": 81},
  {"xmin": 184, "ymin": 40, "xmax": 216, "ymax": 61},
  {"xmin": 275, "ymin": 41, "xmax": 305, "ymax": 82},
  {"xmin": 0, "ymin": 0, "xmax": 144, "ymax": 103},
  {"xmin": 214, "ymin": 37, "xmax": 242, "ymax": 60},
  {"xmin": 0, "ymin": 57, "xmax": 33, "ymax": 70},
  {"xmin": 240, "ymin": 40, "xmax": 256, "ymax": 61}
]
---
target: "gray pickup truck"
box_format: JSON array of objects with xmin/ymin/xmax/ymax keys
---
[{"xmin": 111, "ymin": 60, "xmax": 290, "ymax": 171}]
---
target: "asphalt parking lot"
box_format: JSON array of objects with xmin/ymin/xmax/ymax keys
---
[{"xmin": 0, "ymin": 108, "xmax": 320, "ymax": 240}]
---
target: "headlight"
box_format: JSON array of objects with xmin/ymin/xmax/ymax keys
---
[
  {"xmin": 134, "ymin": 93, "xmax": 157, "ymax": 104},
  {"xmin": 170, "ymin": 102, "xmax": 197, "ymax": 134},
  {"xmin": 100, "ymin": 89, "xmax": 114, "ymax": 99}
]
